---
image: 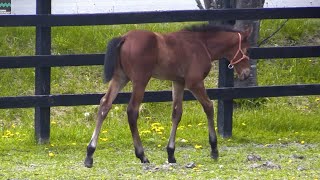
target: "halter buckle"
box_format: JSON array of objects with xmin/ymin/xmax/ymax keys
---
[{"xmin": 228, "ymin": 64, "xmax": 234, "ymax": 69}]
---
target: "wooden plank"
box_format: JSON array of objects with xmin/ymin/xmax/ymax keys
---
[
  {"xmin": 1, "ymin": 46, "xmax": 320, "ymax": 69},
  {"xmin": 249, "ymin": 46, "xmax": 320, "ymax": 59},
  {"xmin": 1, "ymin": 84, "xmax": 319, "ymax": 109},
  {"xmin": 0, "ymin": 7, "xmax": 320, "ymax": 27},
  {"xmin": 0, "ymin": 54, "xmax": 104, "ymax": 68}
]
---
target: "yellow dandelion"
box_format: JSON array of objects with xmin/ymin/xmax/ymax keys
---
[
  {"xmin": 102, "ymin": 130, "xmax": 108, "ymax": 134},
  {"xmin": 197, "ymin": 123, "xmax": 205, "ymax": 126},
  {"xmin": 227, "ymin": 139, "xmax": 232, "ymax": 142},
  {"xmin": 300, "ymin": 141, "xmax": 305, "ymax": 144},
  {"xmin": 194, "ymin": 144, "xmax": 202, "ymax": 149},
  {"xmin": 187, "ymin": 124, "xmax": 192, "ymax": 127},
  {"xmin": 315, "ymin": 98, "xmax": 320, "ymax": 102},
  {"xmin": 51, "ymin": 121, "xmax": 57, "ymax": 125},
  {"xmin": 71, "ymin": 142, "xmax": 77, "ymax": 145},
  {"xmin": 295, "ymin": 132, "xmax": 299, "ymax": 135},
  {"xmin": 157, "ymin": 131, "xmax": 163, "ymax": 135},
  {"xmin": 157, "ymin": 144, "xmax": 162, "ymax": 148},
  {"xmin": 288, "ymin": 159, "xmax": 292, "ymax": 163},
  {"xmin": 11, "ymin": 124, "xmax": 16, "ymax": 128},
  {"xmin": 48, "ymin": 152, "xmax": 55, "ymax": 157},
  {"xmin": 100, "ymin": 137, "xmax": 108, "ymax": 142},
  {"xmin": 151, "ymin": 123, "xmax": 161, "ymax": 127},
  {"xmin": 177, "ymin": 126, "xmax": 185, "ymax": 130},
  {"xmin": 50, "ymin": 144, "xmax": 55, "ymax": 147},
  {"xmin": 242, "ymin": 122, "xmax": 246, "ymax": 126}
]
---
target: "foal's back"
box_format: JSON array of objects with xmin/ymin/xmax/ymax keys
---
[{"xmin": 120, "ymin": 29, "xmax": 212, "ymax": 82}]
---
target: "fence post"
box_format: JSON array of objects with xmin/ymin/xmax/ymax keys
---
[
  {"xmin": 35, "ymin": 0, "xmax": 51, "ymax": 144},
  {"xmin": 217, "ymin": 59, "xmax": 234, "ymax": 138},
  {"xmin": 217, "ymin": 0, "xmax": 235, "ymax": 138}
]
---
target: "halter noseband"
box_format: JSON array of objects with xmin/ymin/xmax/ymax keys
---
[{"xmin": 228, "ymin": 33, "xmax": 249, "ymax": 69}]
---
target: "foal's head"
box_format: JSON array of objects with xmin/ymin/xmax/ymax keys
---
[{"xmin": 224, "ymin": 27, "xmax": 252, "ymax": 80}]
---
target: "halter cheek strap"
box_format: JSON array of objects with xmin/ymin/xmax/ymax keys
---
[{"xmin": 228, "ymin": 33, "xmax": 249, "ymax": 69}]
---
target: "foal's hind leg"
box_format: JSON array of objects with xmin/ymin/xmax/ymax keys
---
[
  {"xmin": 187, "ymin": 81, "xmax": 218, "ymax": 160},
  {"xmin": 167, "ymin": 81, "xmax": 184, "ymax": 163},
  {"xmin": 127, "ymin": 80, "xmax": 150, "ymax": 163},
  {"xmin": 84, "ymin": 75, "xmax": 128, "ymax": 168}
]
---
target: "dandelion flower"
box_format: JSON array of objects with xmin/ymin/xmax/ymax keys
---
[
  {"xmin": 242, "ymin": 123, "xmax": 246, "ymax": 126},
  {"xmin": 100, "ymin": 137, "xmax": 108, "ymax": 142},
  {"xmin": 300, "ymin": 141, "xmax": 305, "ymax": 144},
  {"xmin": 51, "ymin": 121, "xmax": 57, "ymax": 125},
  {"xmin": 197, "ymin": 123, "xmax": 205, "ymax": 126},
  {"xmin": 72, "ymin": 142, "xmax": 77, "ymax": 145},
  {"xmin": 11, "ymin": 124, "xmax": 16, "ymax": 128},
  {"xmin": 102, "ymin": 130, "xmax": 108, "ymax": 134},
  {"xmin": 194, "ymin": 144, "xmax": 202, "ymax": 149},
  {"xmin": 157, "ymin": 144, "xmax": 162, "ymax": 148},
  {"xmin": 48, "ymin": 152, "xmax": 55, "ymax": 157}
]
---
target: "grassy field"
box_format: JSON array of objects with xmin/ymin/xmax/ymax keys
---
[{"xmin": 0, "ymin": 19, "xmax": 320, "ymax": 179}]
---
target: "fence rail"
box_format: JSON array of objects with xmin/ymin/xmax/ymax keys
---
[
  {"xmin": 1, "ymin": 5, "xmax": 320, "ymax": 142},
  {"xmin": 1, "ymin": 7, "xmax": 320, "ymax": 27},
  {"xmin": 1, "ymin": 46, "xmax": 320, "ymax": 68},
  {"xmin": 1, "ymin": 84, "xmax": 320, "ymax": 109}
]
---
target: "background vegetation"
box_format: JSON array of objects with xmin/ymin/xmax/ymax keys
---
[{"xmin": 0, "ymin": 19, "xmax": 320, "ymax": 179}]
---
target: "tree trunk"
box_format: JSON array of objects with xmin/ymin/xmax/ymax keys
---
[{"xmin": 234, "ymin": 0, "xmax": 265, "ymax": 87}]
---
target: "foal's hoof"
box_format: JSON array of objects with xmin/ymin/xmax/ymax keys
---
[
  {"xmin": 168, "ymin": 157, "xmax": 177, "ymax": 164},
  {"xmin": 141, "ymin": 158, "xmax": 150, "ymax": 163},
  {"xmin": 84, "ymin": 156, "xmax": 93, "ymax": 168},
  {"xmin": 211, "ymin": 150, "xmax": 219, "ymax": 160}
]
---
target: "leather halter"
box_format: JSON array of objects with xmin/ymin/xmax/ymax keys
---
[{"xmin": 228, "ymin": 33, "xmax": 249, "ymax": 69}]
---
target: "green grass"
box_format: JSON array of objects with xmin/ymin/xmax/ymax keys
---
[{"xmin": 1, "ymin": 19, "xmax": 320, "ymax": 179}]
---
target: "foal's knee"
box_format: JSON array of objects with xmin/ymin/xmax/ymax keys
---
[
  {"xmin": 127, "ymin": 105, "xmax": 139, "ymax": 125},
  {"xmin": 203, "ymin": 101, "xmax": 213, "ymax": 114}
]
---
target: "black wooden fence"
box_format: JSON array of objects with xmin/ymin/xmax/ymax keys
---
[{"xmin": 0, "ymin": 0, "xmax": 320, "ymax": 143}]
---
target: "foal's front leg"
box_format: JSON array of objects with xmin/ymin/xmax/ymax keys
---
[
  {"xmin": 188, "ymin": 81, "xmax": 218, "ymax": 160},
  {"xmin": 167, "ymin": 81, "xmax": 184, "ymax": 163}
]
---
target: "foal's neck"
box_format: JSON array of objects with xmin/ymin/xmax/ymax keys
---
[{"xmin": 202, "ymin": 32, "xmax": 237, "ymax": 61}]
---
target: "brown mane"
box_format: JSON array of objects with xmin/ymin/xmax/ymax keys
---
[{"xmin": 182, "ymin": 24, "xmax": 240, "ymax": 33}]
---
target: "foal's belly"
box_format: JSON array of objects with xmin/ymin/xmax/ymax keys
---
[{"xmin": 151, "ymin": 66, "xmax": 185, "ymax": 82}]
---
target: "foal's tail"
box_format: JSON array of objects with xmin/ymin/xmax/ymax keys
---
[{"xmin": 104, "ymin": 37, "xmax": 125, "ymax": 83}]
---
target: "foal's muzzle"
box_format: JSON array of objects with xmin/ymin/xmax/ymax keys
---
[{"xmin": 238, "ymin": 68, "xmax": 251, "ymax": 81}]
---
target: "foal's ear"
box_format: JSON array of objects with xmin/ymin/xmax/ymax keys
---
[{"xmin": 242, "ymin": 25, "xmax": 253, "ymax": 41}]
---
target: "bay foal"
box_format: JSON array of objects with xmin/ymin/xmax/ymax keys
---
[{"xmin": 84, "ymin": 24, "xmax": 252, "ymax": 168}]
